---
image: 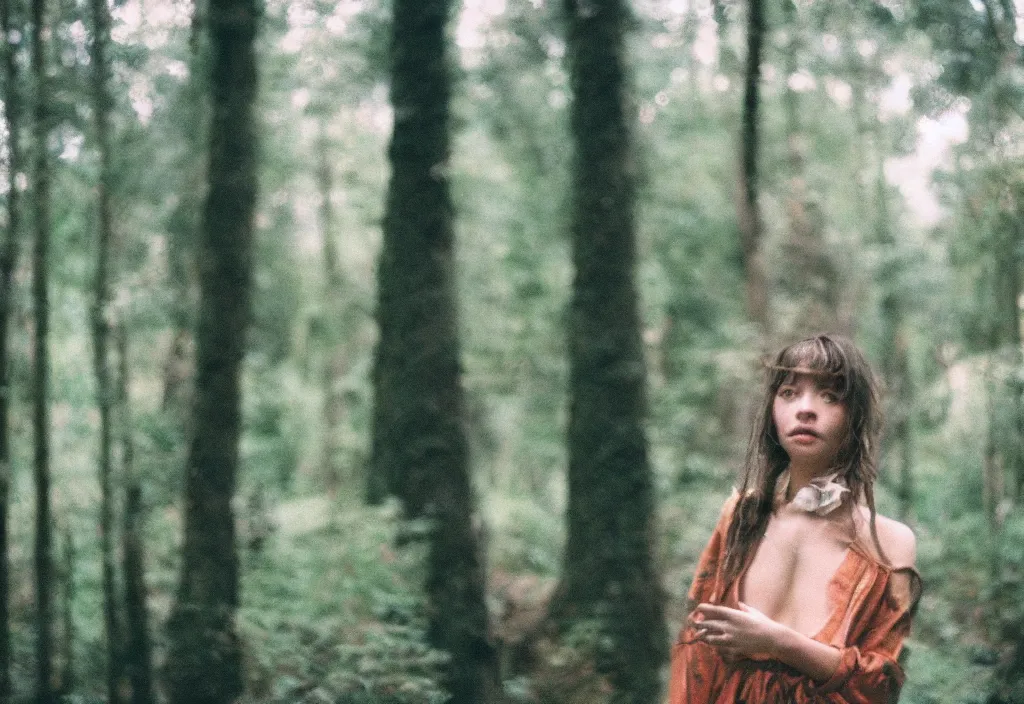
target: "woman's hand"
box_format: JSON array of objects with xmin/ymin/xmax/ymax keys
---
[{"xmin": 688, "ymin": 602, "xmax": 784, "ymax": 661}]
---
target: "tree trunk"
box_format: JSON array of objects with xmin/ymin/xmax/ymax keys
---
[
  {"xmin": 737, "ymin": 0, "xmax": 768, "ymax": 333},
  {"xmin": 89, "ymin": 0, "xmax": 124, "ymax": 698},
  {"xmin": 30, "ymin": 0, "xmax": 56, "ymax": 698},
  {"xmin": 371, "ymin": 2, "xmax": 499, "ymax": 701},
  {"xmin": 552, "ymin": 1, "xmax": 668, "ymax": 702},
  {"xmin": 161, "ymin": 0, "xmax": 208, "ymax": 418},
  {"xmin": 58, "ymin": 521, "xmax": 75, "ymax": 695},
  {"xmin": 118, "ymin": 324, "xmax": 155, "ymax": 704},
  {"xmin": 162, "ymin": 0, "xmax": 260, "ymax": 701},
  {"xmin": 711, "ymin": 0, "xmax": 731, "ymax": 69},
  {"xmin": 779, "ymin": 0, "xmax": 840, "ymax": 338},
  {"xmin": 318, "ymin": 129, "xmax": 344, "ymax": 499},
  {"xmin": 0, "ymin": 0, "xmax": 23, "ymax": 695},
  {"xmin": 1013, "ymin": 198, "xmax": 1024, "ymax": 501},
  {"xmin": 895, "ymin": 334, "xmax": 915, "ymax": 523},
  {"xmin": 983, "ymin": 366, "xmax": 1004, "ymax": 577},
  {"xmin": 869, "ymin": 118, "xmax": 915, "ymax": 520},
  {"xmin": 880, "ymin": 298, "xmax": 915, "ymax": 522},
  {"xmin": 994, "ymin": 207, "xmax": 1024, "ymax": 500}
]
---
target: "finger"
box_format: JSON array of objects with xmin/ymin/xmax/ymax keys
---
[
  {"xmin": 697, "ymin": 619, "xmax": 728, "ymax": 635},
  {"xmin": 696, "ymin": 603, "xmax": 739, "ymax": 619},
  {"xmin": 704, "ymin": 631, "xmax": 732, "ymax": 646}
]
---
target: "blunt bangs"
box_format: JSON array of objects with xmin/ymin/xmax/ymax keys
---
[{"xmin": 766, "ymin": 336, "xmax": 854, "ymax": 400}]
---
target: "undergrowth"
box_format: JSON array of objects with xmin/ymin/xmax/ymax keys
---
[{"xmin": 238, "ymin": 501, "xmax": 449, "ymax": 704}]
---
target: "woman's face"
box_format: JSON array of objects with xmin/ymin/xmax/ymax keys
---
[{"xmin": 772, "ymin": 372, "xmax": 849, "ymax": 472}]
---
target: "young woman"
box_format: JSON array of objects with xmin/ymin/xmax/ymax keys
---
[{"xmin": 669, "ymin": 334, "xmax": 921, "ymax": 703}]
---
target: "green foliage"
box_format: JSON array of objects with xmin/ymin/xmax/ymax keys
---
[
  {"xmin": 912, "ymin": 0, "xmax": 1004, "ymax": 98},
  {"xmin": 239, "ymin": 505, "xmax": 450, "ymax": 704},
  {"xmin": 899, "ymin": 639, "xmax": 994, "ymax": 704},
  {"xmin": 529, "ymin": 619, "xmax": 614, "ymax": 704},
  {"xmin": 485, "ymin": 494, "xmax": 564, "ymax": 576}
]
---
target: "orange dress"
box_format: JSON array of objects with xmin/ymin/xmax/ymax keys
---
[{"xmin": 669, "ymin": 497, "xmax": 921, "ymax": 703}]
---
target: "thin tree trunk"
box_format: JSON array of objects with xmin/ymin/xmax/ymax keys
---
[
  {"xmin": 895, "ymin": 332, "xmax": 915, "ymax": 523},
  {"xmin": 983, "ymin": 364, "xmax": 1003, "ymax": 577},
  {"xmin": 189, "ymin": 0, "xmax": 207, "ymax": 55},
  {"xmin": 163, "ymin": 0, "xmax": 260, "ymax": 701},
  {"xmin": 781, "ymin": 0, "xmax": 800, "ymax": 179},
  {"xmin": 879, "ymin": 288, "xmax": 914, "ymax": 521},
  {"xmin": 986, "ymin": 183, "xmax": 1024, "ymax": 704},
  {"xmin": 89, "ymin": 0, "xmax": 123, "ymax": 698},
  {"xmin": 995, "ymin": 208, "xmax": 1024, "ymax": 500},
  {"xmin": 371, "ymin": 1, "xmax": 499, "ymax": 701},
  {"xmin": 839, "ymin": 6, "xmax": 874, "ymax": 337},
  {"xmin": 58, "ymin": 521, "xmax": 75, "ymax": 695},
  {"xmin": 30, "ymin": 0, "xmax": 56, "ymax": 698},
  {"xmin": 1014, "ymin": 201, "xmax": 1024, "ymax": 500},
  {"xmin": 778, "ymin": 0, "xmax": 840, "ymax": 337},
  {"xmin": 711, "ymin": 0, "xmax": 732, "ymax": 70},
  {"xmin": 161, "ymin": 0, "xmax": 208, "ymax": 418},
  {"xmin": 0, "ymin": 0, "xmax": 23, "ymax": 695},
  {"xmin": 318, "ymin": 128, "xmax": 344, "ymax": 498},
  {"xmin": 737, "ymin": 0, "xmax": 768, "ymax": 333},
  {"xmin": 870, "ymin": 119, "xmax": 915, "ymax": 519},
  {"xmin": 980, "ymin": 0, "xmax": 1024, "ymax": 504},
  {"xmin": 552, "ymin": 1, "xmax": 668, "ymax": 702},
  {"xmin": 118, "ymin": 324, "xmax": 155, "ymax": 704}
]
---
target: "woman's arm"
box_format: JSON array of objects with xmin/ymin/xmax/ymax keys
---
[
  {"xmin": 769, "ymin": 612, "xmax": 843, "ymax": 680},
  {"xmin": 691, "ymin": 602, "xmax": 842, "ymax": 681},
  {"xmin": 692, "ymin": 518, "xmax": 919, "ymax": 697}
]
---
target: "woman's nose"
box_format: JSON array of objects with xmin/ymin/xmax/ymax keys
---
[{"xmin": 796, "ymin": 394, "xmax": 817, "ymax": 418}]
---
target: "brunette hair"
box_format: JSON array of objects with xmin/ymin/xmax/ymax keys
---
[{"xmin": 721, "ymin": 334, "xmax": 884, "ymax": 587}]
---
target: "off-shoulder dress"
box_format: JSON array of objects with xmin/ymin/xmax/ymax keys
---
[{"xmin": 668, "ymin": 496, "xmax": 922, "ymax": 703}]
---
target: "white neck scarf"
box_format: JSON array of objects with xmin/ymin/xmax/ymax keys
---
[{"xmin": 775, "ymin": 469, "xmax": 849, "ymax": 516}]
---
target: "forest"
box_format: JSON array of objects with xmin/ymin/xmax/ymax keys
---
[{"xmin": 0, "ymin": 0, "xmax": 1023, "ymax": 702}]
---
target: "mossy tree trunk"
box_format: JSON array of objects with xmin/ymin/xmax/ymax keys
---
[
  {"xmin": 737, "ymin": 0, "xmax": 768, "ymax": 333},
  {"xmin": 58, "ymin": 522, "xmax": 75, "ymax": 694},
  {"xmin": 778, "ymin": 0, "xmax": 840, "ymax": 338},
  {"xmin": 162, "ymin": 0, "xmax": 260, "ymax": 701},
  {"xmin": 30, "ymin": 0, "xmax": 56, "ymax": 698},
  {"xmin": 370, "ymin": 1, "xmax": 499, "ymax": 701},
  {"xmin": 89, "ymin": 0, "xmax": 125, "ymax": 698},
  {"xmin": 551, "ymin": 1, "xmax": 668, "ymax": 702},
  {"xmin": 317, "ymin": 129, "xmax": 345, "ymax": 499},
  {"xmin": 0, "ymin": 0, "xmax": 23, "ymax": 695}
]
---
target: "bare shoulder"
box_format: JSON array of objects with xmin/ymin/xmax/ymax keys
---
[
  {"xmin": 856, "ymin": 508, "xmax": 917, "ymax": 568},
  {"xmin": 875, "ymin": 512, "xmax": 917, "ymax": 568}
]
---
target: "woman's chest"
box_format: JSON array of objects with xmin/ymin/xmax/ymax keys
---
[{"xmin": 739, "ymin": 514, "xmax": 851, "ymax": 638}]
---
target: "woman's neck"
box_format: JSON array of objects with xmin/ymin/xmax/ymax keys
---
[{"xmin": 785, "ymin": 461, "xmax": 834, "ymax": 501}]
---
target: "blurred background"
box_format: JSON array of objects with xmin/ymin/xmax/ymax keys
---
[{"xmin": 1, "ymin": 0, "xmax": 1022, "ymax": 702}]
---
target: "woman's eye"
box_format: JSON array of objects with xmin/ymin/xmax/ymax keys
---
[
  {"xmin": 822, "ymin": 392, "xmax": 838, "ymax": 403},
  {"xmin": 778, "ymin": 388, "xmax": 795, "ymax": 399}
]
